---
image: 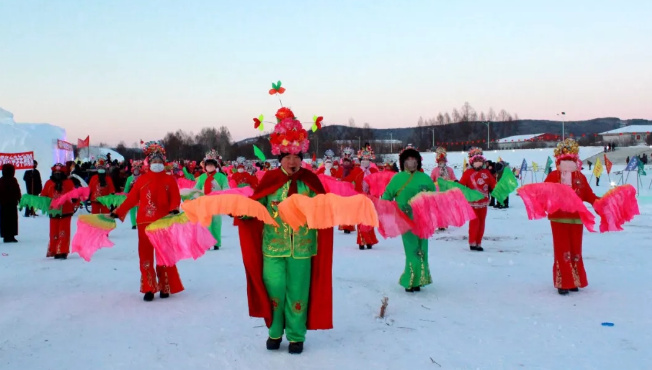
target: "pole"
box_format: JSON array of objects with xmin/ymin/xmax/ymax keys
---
[
  {"xmin": 390, "ymin": 133, "xmax": 393, "ymax": 153},
  {"xmin": 487, "ymin": 122, "xmax": 490, "ymax": 149}
]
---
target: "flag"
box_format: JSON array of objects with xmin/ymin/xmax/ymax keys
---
[
  {"xmin": 491, "ymin": 168, "xmax": 519, "ymax": 205},
  {"xmin": 532, "ymin": 161, "xmax": 539, "ymax": 172},
  {"xmin": 603, "ymin": 154, "xmax": 613, "ymax": 174},
  {"xmin": 77, "ymin": 136, "xmax": 90, "ymax": 148},
  {"xmin": 520, "ymin": 158, "xmax": 528, "ymax": 174},
  {"xmin": 638, "ymin": 158, "xmax": 647, "ymax": 176},
  {"xmin": 497, "ymin": 156, "xmax": 503, "ymax": 162},
  {"xmin": 252, "ymin": 145, "xmax": 266, "ymax": 162},
  {"xmin": 463, "ymin": 157, "xmax": 468, "ymax": 171},
  {"xmin": 625, "ymin": 157, "xmax": 638, "ymax": 171},
  {"xmin": 544, "ymin": 156, "xmax": 553, "ymax": 175},
  {"xmin": 593, "ymin": 158, "xmax": 603, "ymax": 178}
]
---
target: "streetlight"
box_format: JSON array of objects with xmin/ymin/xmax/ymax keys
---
[
  {"xmin": 557, "ymin": 112, "xmax": 566, "ymax": 140},
  {"xmin": 356, "ymin": 136, "xmax": 361, "ymax": 150},
  {"xmin": 389, "ymin": 132, "xmax": 393, "ymax": 153},
  {"xmin": 483, "ymin": 121, "xmax": 490, "ymax": 149},
  {"xmin": 428, "ymin": 128, "xmax": 435, "ymax": 150}
]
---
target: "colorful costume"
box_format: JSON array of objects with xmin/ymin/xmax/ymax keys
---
[
  {"xmin": 338, "ymin": 147, "xmax": 361, "ymax": 234},
  {"xmin": 41, "ymin": 164, "xmax": 76, "ymax": 258},
  {"xmin": 430, "ymin": 147, "xmax": 457, "ymax": 182},
  {"xmin": 356, "ymin": 146, "xmax": 379, "ymax": 249},
  {"xmin": 88, "ymin": 157, "xmax": 116, "ymax": 214},
  {"xmin": 239, "ymin": 99, "xmax": 332, "ymax": 354},
  {"xmin": 545, "ymin": 139, "xmax": 598, "ymax": 294},
  {"xmin": 113, "ymin": 141, "xmax": 184, "ymax": 298},
  {"xmin": 381, "ymin": 147, "xmax": 435, "ymax": 291},
  {"xmin": 123, "ymin": 161, "xmax": 144, "ymax": 229},
  {"xmin": 194, "ymin": 149, "xmax": 229, "ymax": 248},
  {"xmin": 459, "ymin": 148, "xmax": 496, "ymax": 251}
]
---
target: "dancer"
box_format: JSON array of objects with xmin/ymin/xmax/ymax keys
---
[
  {"xmin": 459, "ymin": 148, "xmax": 496, "ymax": 252},
  {"xmin": 545, "ymin": 139, "xmax": 598, "ymax": 295},
  {"xmin": 88, "ymin": 156, "xmax": 116, "ymax": 214},
  {"xmin": 430, "ymin": 147, "xmax": 456, "ymax": 182},
  {"xmin": 316, "ymin": 150, "xmax": 337, "ymax": 177},
  {"xmin": 238, "ymin": 106, "xmax": 333, "ymax": 355},
  {"xmin": 356, "ymin": 146, "xmax": 379, "ymax": 250},
  {"xmin": 0, "ymin": 164, "xmax": 21, "ymax": 243},
  {"xmin": 123, "ymin": 160, "xmax": 144, "ymax": 230},
  {"xmin": 112, "ymin": 141, "xmax": 184, "ymax": 301},
  {"xmin": 338, "ymin": 147, "xmax": 361, "ymax": 235},
  {"xmin": 194, "ymin": 149, "xmax": 229, "ymax": 250},
  {"xmin": 41, "ymin": 164, "xmax": 77, "ymax": 259},
  {"xmin": 381, "ymin": 146, "xmax": 435, "ymax": 292}
]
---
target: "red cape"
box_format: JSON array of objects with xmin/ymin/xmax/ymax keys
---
[{"xmin": 236, "ymin": 168, "xmax": 334, "ymax": 330}]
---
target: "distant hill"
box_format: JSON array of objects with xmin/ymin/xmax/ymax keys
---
[{"xmin": 233, "ymin": 118, "xmax": 652, "ymax": 157}]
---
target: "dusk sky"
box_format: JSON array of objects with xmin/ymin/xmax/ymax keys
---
[{"xmin": 1, "ymin": 0, "xmax": 650, "ymax": 145}]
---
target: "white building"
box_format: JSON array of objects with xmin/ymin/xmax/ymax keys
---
[{"xmin": 599, "ymin": 126, "xmax": 652, "ymax": 146}]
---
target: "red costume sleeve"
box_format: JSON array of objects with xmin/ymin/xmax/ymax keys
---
[
  {"xmin": 88, "ymin": 176, "xmax": 98, "ymax": 200},
  {"xmin": 114, "ymin": 178, "xmax": 142, "ymax": 221},
  {"xmin": 167, "ymin": 175, "xmax": 181, "ymax": 212},
  {"xmin": 107, "ymin": 177, "xmax": 116, "ymax": 194}
]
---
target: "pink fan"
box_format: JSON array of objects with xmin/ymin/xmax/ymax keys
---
[
  {"xmin": 145, "ymin": 213, "xmax": 216, "ymax": 267},
  {"xmin": 177, "ymin": 177, "xmax": 196, "ymax": 189},
  {"xmin": 50, "ymin": 187, "xmax": 90, "ymax": 208},
  {"xmin": 369, "ymin": 197, "xmax": 414, "ymax": 238},
  {"xmin": 318, "ymin": 174, "xmax": 358, "ymax": 196},
  {"xmin": 208, "ymin": 186, "xmax": 254, "ymax": 197},
  {"xmin": 71, "ymin": 214, "xmax": 116, "ymax": 261},
  {"xmin": 517, "ymin": 183, "xmax": 596, "ymax": 232},
  {"xmin": 593, "ymin": 185, "xmax": 640, "ymax": 232},
  {"xmin": 409, "ymin": 188, "xmax": 477, "ymax": 239},
  {"xmin": 363, "ymin": 172, "xmax": 395, "ymax": 198}
]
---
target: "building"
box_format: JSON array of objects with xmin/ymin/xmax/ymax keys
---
[
  {"xmin": 599, "ymin": 126, "xmax": 652, "ymax": 146},
  {"xmin": 495, "ymin": 133, "xmax": 561, "ymax": 149}
]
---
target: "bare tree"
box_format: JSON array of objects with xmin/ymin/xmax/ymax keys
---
[
  {"xmin": 487, "ymin": 107, "xmax": 496, "ymax": 121},
  {"xmin": 417, "ymin": 116, "xmax": 425, "ymax": 127},
  {"xmin": 451, "ymin": 109, "xmax": 461, "ymax": 123},
  {"xmin": 348, "ymin": 118, "xmax": 356, "ymax": 128},
  {"xmin": 514, "ymin": 113, "xmax": 520, "ymax": 121},
  {"xmin": 436, "ymin": 112, "xmax": 445, "ymax": 125},
  {"xmin": 460, "ymin": 102, "xmax": 476, "ymax": 122},
  {"xmin": 479, "ymin": 112, "xmax": 486, "ymax": 121},
  {"xmin": 444, "ymin": 113, "xmax": 451, "ymax": 124},
  {"xmin": 498, "ymin": 109, "xmax": 510, "ymax": 122}
]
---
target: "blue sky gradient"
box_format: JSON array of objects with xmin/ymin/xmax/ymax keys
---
[{"xmin": 1, "ymin": 0, "xmax": 650, "ymax": 144}]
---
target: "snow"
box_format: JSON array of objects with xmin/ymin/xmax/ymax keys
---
[
  {"xmin": 600, "ymin": 126, "xmax": 652, "ymax": 135},
  {"xmin": 1, "ymin": 165, "xmax": 651, "ymax": 369},
  {"xmin": 496, "ymin": 133, "xmax": 546, "ymax": 143}
]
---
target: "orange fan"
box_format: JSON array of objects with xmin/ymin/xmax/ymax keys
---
[
  {"xmin": 181, "ymin": 194, "xmax": 277, "ymax": 227},
  {"xmin": 277, "ymin": 193, "xmax": 379, "ymax": 231}
]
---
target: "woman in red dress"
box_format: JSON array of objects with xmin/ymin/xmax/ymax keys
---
[
  {"xmin": 41, "ymin": 163, "xmax": 77, "ymax": 259},
  {"xmin": 459, "ymin": 148, "xmax": 496, "ymax": 252}
]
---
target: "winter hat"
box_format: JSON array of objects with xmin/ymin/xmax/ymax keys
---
[
  {"xmin": 399, "ymin": 145, "xmax": 422, "ymax": 172},
  {"xmin": 468, "ymin": 147, "xmax": 486, "ymax": 163},
  {"xmin": 435, "ymin": 147, "xmax": 448, "ymax": 163},
  {"xmin": 554, "ymin": 138, "xmax": 582, "ymax": 168},
  {"xmin": 143, "ymin": 140, "xmax": 166, "ymax": 162}
]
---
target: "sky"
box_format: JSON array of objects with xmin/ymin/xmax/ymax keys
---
[{"xmin": 1, "ymin": 0, "xmax": 651, "ymax": 145}]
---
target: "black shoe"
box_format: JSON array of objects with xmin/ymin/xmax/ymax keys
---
[
  {"xmin": 359, "ymin": 245, "xmax": 365, "ymax": 250},
  {"xmin": 288, "ymin": 342, "xmax": 303, "ymax": 354},
  {"xmin": 344, "ymin": 230, "xmax": 351, "ymax": 234},
  {"xmin": 132, "ymin": 226, "xmax": 137, "ymax": 230},
  {"xmin": 213, "ymin": 245, "xmax": 220, "ymax": 250},
  {"xmin": 266, "ymin": 337, "xmax": 282, "ymax": 350},
  {"xmin": 366, "ymin": 244, "xmax": 372, "ymax": 249},
  {"xmin": 60, "ymin": 254, "xmax": 68, "ymax": 259},
  {"xmin": 470, "ymin": 245, "xmax": 484, "ymax": 252},
  {"xmin": 54, "ymin": 254, "xmax": 66, "ymax": 259},
  {"xmin": 53, "ymin": 254, "xmax": 61, "ymax": 259},
  {"xmin": 558, "ymin": 289, "xmax": 569, "ymax": 295},
  {"xmin": 160, "ymin": 292, "xmax": 170, "ymax": 299},
  {"xmin": 569, "ymin": 287, "xmax": 579, "ymax": 292},
  {"xmin": 143, "ymin": 292, "xmax": 155, "ymax": 301},
  {"xmin": 405, "ymin": 288, "xmax": 414, "ymax": 293},
  {"xmin": 413, "ymin": 287, "xmax": 421, "ymax": 292}
]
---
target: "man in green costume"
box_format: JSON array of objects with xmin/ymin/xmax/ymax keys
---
[
  {"xmin": 237, "ymin": 107, "xmax": 333, "ymax": 355},
  {"xmin": 381, "ymin": 146, "xmax": 435, "ymax": 292},
  {"xmin": 123, "ymin": 161, "xmax": 143, "ymax": 230},
  {"xmin": 194, "ymin": 150, "xmax": 229, "ymax": 250}
]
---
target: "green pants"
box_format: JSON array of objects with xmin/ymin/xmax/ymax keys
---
[
  {"xmin": 129, "ymin": 207, "xmax": 138, "ymax": 228},
  {"xmin": 262, "ymin": 255, "xmax": 311, "ymax": 342},
  {"xmin": 399, "ymin": 231, "xmax": 432, "ymax": 289},
  {"xmin": 208, "ymin": 215, "xmax": 222, "ymax": 247}
]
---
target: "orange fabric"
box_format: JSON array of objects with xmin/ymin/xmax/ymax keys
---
[
  {"xmin": 278, "ymin": 193, "xmax": 379, "ymax": 231},
  {"xmin": 182, "ymin": 194, "xmax": 277, "ymax": 227}
]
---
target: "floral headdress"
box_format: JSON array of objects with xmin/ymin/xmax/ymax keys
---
[
  {"xmin": 236, "ymin": 156, "xmax": 246, "ymax": 168},
  {"xmin": 142, "ymin": 140, "xmax": 166, "ymax": 161},
  {"xmin": 95, "ymin": 155, "xmax": 108, "ymax": 168},
  {"xmin": 341, "ymin": 147, "xmax": 356, "ymax": 160},
  {"xmin": 323, "ymin": 149, "xmax": 335, "ymax": 162},
  {"xmin": 554, "ymin": 138, "xmax": 581, "ymax": 167},
  {"xmin": 435, "ymin": 147, "xmax": 448, "ymax": 163},
  {"xmin": 130, "ymin": 159, "xmax": 144, "ymax": 171},
  {"xmin": 358, "ymin": 146, "xmax": 376, "ymax": 161},
  {"xmin": 204, "ymin": 149, "xmax": 220, "ymax": 161},
  {"xmin": 251, "ymin": 81, "xmax": 324, "ymax": 156},
  {"xmin": 468, "ymin": 147, "xmax": 485, "ymax": 163},
  {"xmin": 51, "ymin": 163, "xmax": 69, "ymax": 175}
]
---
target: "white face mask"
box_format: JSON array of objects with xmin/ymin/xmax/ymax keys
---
[
  {"xmin": 150, "ymin": 163, "xmax": 165, "ymax": 173},
  {"xmin": 361, "ymin": 160, "xmax": 370, "ymax": 168},
  {"xmin": 559, "ymin": 161, "xmax": 577, "ymax": 172},
  {"xmin": 237, "ymin": 168, "xmax": 244, "ymax": 173},
  {"xmin": 325, "ymin": 162, "xmax": 333, "ymax": 169}
]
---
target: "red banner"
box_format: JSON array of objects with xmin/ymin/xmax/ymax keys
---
[
  {"xmin": 604, "ymin": 154, "xmax": 613, "ymax": 175},
  {"xmin": 57, "ymin": 139, "xmax": 73, "ymax": 151},
  {"xmin": 77, "ymin": 136, "xmax": 90, "ymax": 148},
  {"xmin": 0, "ymin": 151, "xmax": 35, "ymax": 170}
]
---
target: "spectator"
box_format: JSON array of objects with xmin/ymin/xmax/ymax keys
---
[
  {"xmin": 0, "ymin": 164, "xmax": 21, "ymax": 242},
  {"xmin": 22, "ymin": 160, "xmax": 42, "ymax": 217},
  {"xmin": 587, "ymin": 160, "xmax": 593, "ymax": 170}
]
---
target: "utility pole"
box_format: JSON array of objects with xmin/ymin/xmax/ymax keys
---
[
  {"xmin": 389, "ymin": 133, "xmax": 393, "ymax": 153},
  {"xmin": 483, "ymin": 121, "xmax": 491, "ymax": 149},
  {"xmin": 557, "ymin": 112, "xmax": 566, "ymax": 140},
  {"xmin": 429, "ymin": 128, "xmax": 435, "ymax": 150}
]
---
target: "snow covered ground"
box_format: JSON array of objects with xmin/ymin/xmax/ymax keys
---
[{"xmin": 1, "ymin": 169, "xmax": 651, "ymax": 370}]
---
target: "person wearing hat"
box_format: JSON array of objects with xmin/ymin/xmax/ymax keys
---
[
  {"xmin": 459, "ymin": 148, "xmax": 496, "ymax": 252},
  {"xmin": 237, "ymin": 106, "xmax": 333, "ymax": 354},
  {"xmin": 111, "ymin": 141, "xmax": 184, "ymax": 301},
  {"xmin": 430, "ymin": 147, "xmax": 456, "ymax": 183},
  {"xmin": 41, "ymin": 163, "xmax": 77, "ymax": 259},
  {"xmin": 88, "ymin": 156, "xmax": 116, "ymax": 214},
  {"xmin": 316, "ymin": 150, "xmax": 337, "ymax": 177},
  {"xmin": 194, "ymin": 149, "xmax": 229, "ymax": 250},
  {"xmin": 123, "ymin": 160, "xmax": 145, "ymax": 230},
  {"xmin": 381, "ymin": 146, "xmax": 436, "ymax": 292},
  {"xmin": 0, "ymin": 163, "xmax": 21, "ymax": 243},
  {"xmin": 355, "ymin": 146, "xmax": 379, "ymax": 250},
  {"xmin": 544, "ymin": 139, "xmax": 599, "ymax": 295},
  {"xmin": 232, "ymin": 157, "xmax": 259, "ymax": 189},
  {"xmin": 337, "ymin": 148, "xmax": 361, "ymax": 235}
]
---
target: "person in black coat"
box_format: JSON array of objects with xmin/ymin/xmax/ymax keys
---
[
  {"xmin": 22, "ymin": 160, "xmax": 42, "ymax": 217},
  {"xmin": 0, "ymin": 164, "xmax": 22, "ymax": 242}
]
